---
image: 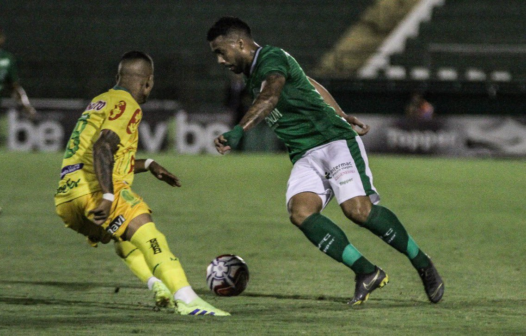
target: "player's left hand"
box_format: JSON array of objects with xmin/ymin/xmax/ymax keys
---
[
  {"xmin": 88, "ymin": 199, "xmax": 113, "ymax": 226},
  {"xmin": 214, "ymin": 134, "xmax": 231, "ymax": 154},
  {"xmin": 215, "ymin": 125, "xmax": 244, "ymax": 154},
  {"xmin": 346, "ymin": 115, "xmax": 370, "ymax": 136},
  {"xmin": 149, "ymin": 161, "xmax": 181, "ymax": 187}
]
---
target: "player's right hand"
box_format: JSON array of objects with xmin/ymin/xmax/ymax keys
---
[
  {"xmin": 346, "ymin": 115, "xmax": 370, "ymax": 136},
  {"xmin": 214, "ymin": 134, "xmax": 231, "ymax": 155},
  {"xmin": 88, "ymin": 199, "xmax": 113, "ymax": 226}
]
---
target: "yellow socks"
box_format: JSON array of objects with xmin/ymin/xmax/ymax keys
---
[
  {"xmin": 114, "ymin": 240, "xmax": 152, "ymax": 283},
  {"xmin": 130, "ymin": 222, "xmax": 190, "ymax": 294}
]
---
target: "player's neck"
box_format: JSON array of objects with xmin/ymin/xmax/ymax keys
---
[{"xmin": 244, "ymin": 44, "xmax": 262, "ymax": 76}]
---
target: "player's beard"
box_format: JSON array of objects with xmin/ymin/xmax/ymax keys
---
[{"xmin": 138, "ymin": 94, "xmax": 149, "ymax": 104}]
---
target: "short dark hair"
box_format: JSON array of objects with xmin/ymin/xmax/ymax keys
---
[
  {"xmin": 207, "ymin": 17, "xmax": 252, "ymax": 41},
  {"xmin": 120, "ymin": 51, "xmax": 153, "ymax": 65}
]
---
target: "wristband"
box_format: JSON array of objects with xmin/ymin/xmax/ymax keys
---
[
  {"xmin": 222, "ymin": 125, "xmax": 245, "ymax": 150},
  {"xmin": 144, "ymin": 158, "xmax": 155, "ymax": 170},
  {"xmin": 102, "ymin": 193, "xmax": 115, "ymax": 202}
]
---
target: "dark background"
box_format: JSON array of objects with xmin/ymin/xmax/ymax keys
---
[{"xmin": 2, "ymin": 0, "xmax": 525, "ymax": 116}]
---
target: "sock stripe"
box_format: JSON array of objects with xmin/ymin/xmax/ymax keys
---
[
  {"xmin": 152, "ymin": 263, "xmax": 161, "ymax": 276},
  {"xmin": 122, "ymin": 248, "xmax": 139, "ymax": 260}
]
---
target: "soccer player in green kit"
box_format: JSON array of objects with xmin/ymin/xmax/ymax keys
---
[
  {"xmin": 207, "ymin": 17, "xmax": 444, "ymax": 306},
  {"xmin": 0, "ymin": 28, "xmax": 36, "ymax": 117}
]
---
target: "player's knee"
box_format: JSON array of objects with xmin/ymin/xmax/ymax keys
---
[
  {"xmin": 288, "ymin": 193, "xmax": 323, "ymax": 227},
  {"xmin": 341, "ymin": 197, "xmax": 372, "ymax": 225},
  {"xmin": 344, "ymin": 207, "xmax": 370, "ymax": 225},
  {"xmin": 289, "ymin": 207, "xmax": 316, "ymax": 227}
]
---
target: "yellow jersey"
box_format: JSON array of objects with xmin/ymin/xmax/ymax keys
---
[{"xmin": 54, "ymin": 87, "xmax": 143, "ymax": 206}]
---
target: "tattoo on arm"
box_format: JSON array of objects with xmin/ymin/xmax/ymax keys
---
[
  {"xmin": 93, "ymin": 129, "xmax": 120, "ymax": 194},
  {"xmin": 240, "ymin": 73, "xmax": 285, "ymax": 131}
]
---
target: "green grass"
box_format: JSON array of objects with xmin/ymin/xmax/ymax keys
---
[{"xmin": 0, "ymin": 152, "xmax": 524, "ymax": 335}]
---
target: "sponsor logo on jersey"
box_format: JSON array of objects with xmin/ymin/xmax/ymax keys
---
[
  {"xmin": 85, "ymin": 100, "xmax": 107, "ymax": 111},
  {"xmin": 149, "ymin": 238, "xmax": 162, "ymax": 254},
  {"xmin": 329, "ymin": 162, "xmax": 356, "ymax": 180},
  {"xmin": 106, "ymin": 215, "xmax": 126, "ymax": 234},
  {"xmin": 264, "ymin": 109, "xmax": 283, "ymax": 130},
  {"xmin": 55, "ymin": 178, "xmax": 81, "ymax": 195},
  {"xmin": 126, "ymin": 108, "xmax": 142, "ymax": 134},
  {"xmin": 339, "ymin": 178, "xmax": 354, "ymax": 185},
  {"xmin": 121, "ymin": 189, "xmax": 140, "ymax": 207},
  {"xmin": 109, "ymin": 100, "xmax": 127, "ymax": 120},
  {"xmin": 60, "ymin": 163, "xmax": 84, "ymax": 180}
]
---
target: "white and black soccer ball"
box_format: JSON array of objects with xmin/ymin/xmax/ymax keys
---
[{"xmin": 206, "ymin": 254, "xmax": 249, "ymax": 297}]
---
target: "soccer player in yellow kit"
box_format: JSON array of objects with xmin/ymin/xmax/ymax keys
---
[{"xmin": 54, "ymin": 51, "xmax": 229, "ymax": 316}]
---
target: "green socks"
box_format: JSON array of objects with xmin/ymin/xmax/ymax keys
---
[
  {"xmin": 298, "ymin": 206, "xmax": 431, "ymax": 273},
  {"xmin": 300, "ymin": 213, "xmax": 375, "ymax": 274},
  {"xmin": 362, "ymin": 205, "xmax": 430, "ymax": 269}
]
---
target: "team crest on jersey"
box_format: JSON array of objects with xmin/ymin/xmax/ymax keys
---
[
  {"xmin": 126, "ymin": 108, "xmax": 142, "ymax": 134},
  {"xmin": 109, "ymin": 100, "xmax": 127, "ymax": 120},
  {"xmin": 85, "ymin": 100, "xmax": 107, "ymax": 111}
]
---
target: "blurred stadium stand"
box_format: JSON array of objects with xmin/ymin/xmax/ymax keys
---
[
  {"xmin": 1, "ymin": 0, "xmax": 526, "ymax": 117},
  {"xmin": 0, "ymin": 0, "xmax": 372, "ymax": 106},
  {"xmin": 378, "ymin": 0, "xmax": 526, "ymax": 81}
]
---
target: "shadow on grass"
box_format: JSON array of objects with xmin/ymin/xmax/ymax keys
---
[
  {"xmin": 2, "ymin": 279, "xmax": 364, "ymax": 304},
  {"xmin": 0, "ymin": 296, "xmax": 148, "ymax": 311},
  {"xmin": 0, "ymin": 279, "xmax": 143, "ymax": 291},
  {"xmin": 5, "ymin": 279, "xmax": 523, "ymax": 310}
]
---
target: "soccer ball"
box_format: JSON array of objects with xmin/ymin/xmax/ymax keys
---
[{"xmin": 206, "ymin": 254, "xmax": 249, "ymax": 296}]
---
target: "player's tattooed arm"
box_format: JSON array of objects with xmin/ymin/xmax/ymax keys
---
[
  {"xmin": 215, "ymin": 73, "xmax": 285, "ymax": 154},
  {"xmin": 239, "ymin": 72, "xmax": 285, "ymax": 131},
  {"xmin": 307, "ymin": 76, "xmax": 370, "ymax": 136},
  {"xmin": 89, "ymin": 129, "xmax": 120, "ymax": 225},
  {"xmin": 93, "ymin": 129, "xmax": 120, "ymax": 194}
]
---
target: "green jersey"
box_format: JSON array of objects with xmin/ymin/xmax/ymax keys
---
[
  {"xmin": 0, "ymin": 49, "xmax": 18, "ymax": 94},
  {"xmin": 245, "ymin": 45, "xmax": 356, "ymax": 163}
]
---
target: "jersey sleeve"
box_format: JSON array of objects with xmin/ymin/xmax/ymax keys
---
[{"xmin": 257, "ymin": 48, "xmax": 290, "ymax": 80}]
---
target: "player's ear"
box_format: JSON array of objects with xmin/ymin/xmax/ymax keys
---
[{"xmin": 237, "ymin": 38, "xmax": 244, "ymax": 50}]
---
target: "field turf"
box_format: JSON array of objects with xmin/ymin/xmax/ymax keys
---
[{"xmin": 0, "ymin": 152, "xmax": 524, "ymax": 335}]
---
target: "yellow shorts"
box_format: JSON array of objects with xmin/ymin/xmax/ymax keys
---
[{"xmin": 55, "ymin": 183, "xmax": 151, "ymax": 245}]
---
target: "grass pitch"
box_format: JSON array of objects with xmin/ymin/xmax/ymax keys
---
[{"xmin": 0, "ymin": 152, "xmax": 524, "ymax": 335}]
